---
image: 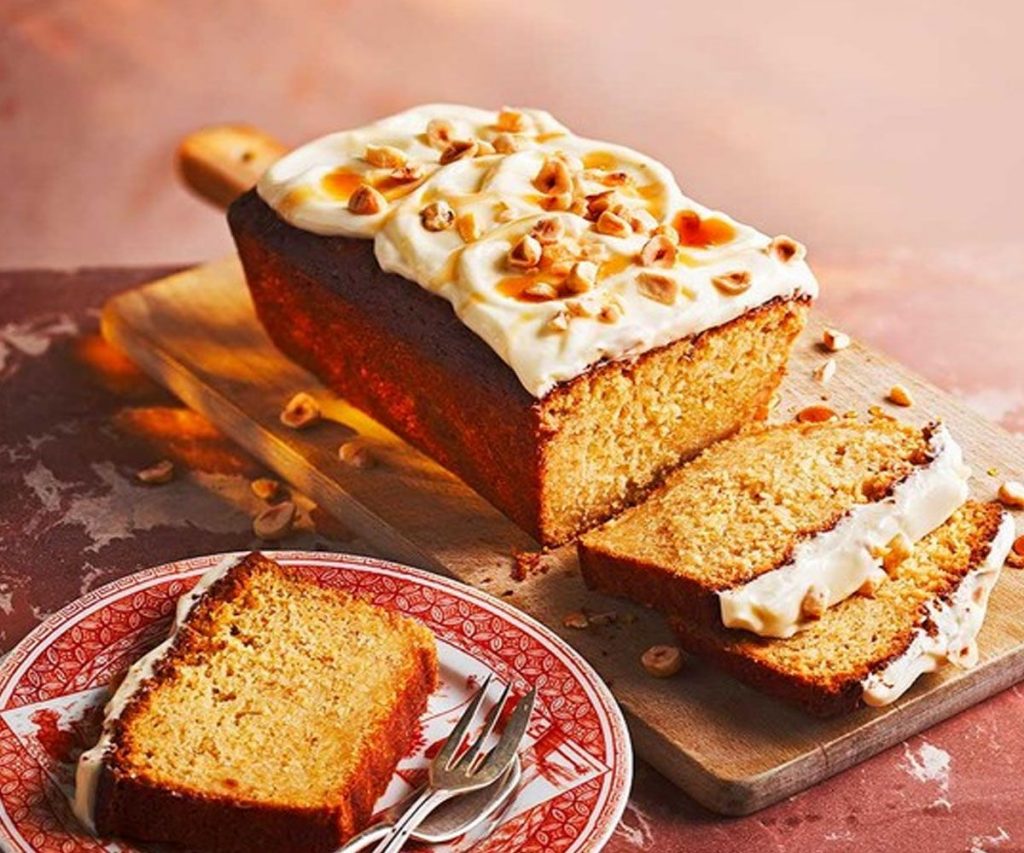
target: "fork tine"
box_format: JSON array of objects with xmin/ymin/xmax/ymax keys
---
[
  {"xmin": 473, "ymin": 687, "xmax": 536, "ymax": 779},
  {"xmin": 453, "ymin": 679, "xmax": 512, "ymax": 771},
  {"xmin": 433, "ymin": 674, "xmax": 492, "ymax": 770}
]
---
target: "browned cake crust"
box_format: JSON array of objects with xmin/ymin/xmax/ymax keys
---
[
  {"xmin": 672, "ymin": 502, "xmax": 1007, "ymax": 717},
  {"xmin": 92, "ymin": 553, "xmax": 438, "ymax": 853},
  {"xmin": 229, "ymin": 190, "xmax": 810, "ymax": 545}
]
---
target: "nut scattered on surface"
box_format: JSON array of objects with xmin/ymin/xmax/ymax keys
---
[
  {"xmin": 493, "ymin": 133, "xmax": 522, "ymax": 154},
  {"xmin": 563, "ymin": 611, "xmax": 590, "ymax": 629},
  {"xmin": 796, "ymin": 404, "xmax": 838, "ymax": 423},
  {"xmin": 565, "ymin": 261, "xmax": 597, "ymax": 294},
  {"xmin": 524, "ymin": 281, "xmax": 558, "ymax": 300},
  {"xmin": 347, "ymin": 184, "xmax": 385, "ymax": 215},
  {"xmin": 365, "ymin": 144, "xmax": 406, "ymax": 168},
  {"xmin": 253, "ymin": 500, "xmax": 296, "ymax": 541},
  {"xmin": 339, "ymin": 440, "xmax": 376, "ymax": 469},
  {"xmin": 595, "ymin": 210, "xmax": 631, "ymax": 238},
  {"xmin": 627, "ymin": 208, "xmax": 659, "ymax": 234},
  {"xmin": 639, "ymin": 234, "xmax": 677, "ymax": 268},
  {"xmin": 494, "ymin": 201, "xmax": 516, "ymax": 223},
  {"xmin": 887, "ymin": 384, "xmax": 914, "ymax": 407},
  {"xmin": 440, "ymin": 139, "xmax": 479, "ymax": 164},
  {"xmin": 998, "ymin": 481, "xmax": 1024, "ymax": 508},
  {"xmin": 390, "ymin": 164, "xmax": 426, "ymax": 183},
  {"xmin": 1008, "ymin": 535, "xmax": 1024, "ymax": 568},
  {"xmin": 858, "ymin": 569, "xmax": 887, "ymax": 598},
  {"xmin": 813, "ymin": 358, "xmax": 837, "ymax": 385},
  {"xmin": 280, "ymin": 392, "xmax": 321, "ymax": 429},
  {"xmin": 420, "ymin": 200, "xmax": 456, "ymax": 232},
  {"xmin": 598, "ymin": 302, "xmax": 623, "ymax": 324},
  {"xmin": 426, "ymin": 118, "xmax": 455, "ymax": 149},
  {"xmin": 766, "ymin": 235, "xmax": 806, "ymax": 263},
  {"xmin": 636, "ymin": 271, "xmax": 679, "ymax": 305},
  {"xmin": 508, "ymin": 234, "xmax": 543, "ymax": 269},
  {"xmin": 641, "ymin": 645, "xmax": 684, "ymax": 678},
  {"xmin": 882, "ymin": 534, "xmax": 913, "ymax": 573},
  {"xmin": 547, "ymin": 310, "xmax": 570, "ymax": 332},
  {"xmin": 137, "ymin": 459, "xmax": 174, "ymax": 485},
  {"xmin": 475, "ymin": 140, "xmax": 496, "ymax": 156},
  {"xmin": 822, "ymin": 327, "xmax": 851, "ymax": 352},
  {"xmin": 585, "ymin": 190, "xmax": 618, "ymax": 221},
  {"xmin": 653, "ymin": 223, "xmax": 680, "ymax": 245},
  {"xmin": 496, "ymin": 108, "xmax": 526, "ymax": 133},
  {"xmin": 711, "ymin": 270, "xmax": 752, "ymax": 295},
  {"xmin": 534, "ymin": 158, "xmax": 572, "ymax": 195},
  {"xmin": 800, "ymin": 585, "xmax": 828, "ymax": 620},
  {"xmin": 455, "ymin": 211, "xmax": 480, "ymax": 242},
  {"xmin": 250, "ymin": 477, "xmax": 281, "ymax": 502},
  {"xmin": 531, "ymin": 216, "xmax": 565, "ymax": 245}
]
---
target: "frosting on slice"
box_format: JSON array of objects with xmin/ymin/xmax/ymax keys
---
[
  {"xmin": 861, "ymin": 511, "xmax": 1014, "ymax": 707},
  {"xmin": 257, "ymin": 104, "xmax": 818, "ymax": 397},
  {"xmin": 72, "ymin": 553, "xmax": 245, "ymax": 832},
  {"xmin": 718, "ymin": 425, "xmax": 971, "ymax": 638}
]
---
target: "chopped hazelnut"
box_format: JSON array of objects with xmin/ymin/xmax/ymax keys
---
[
  {"xmin": 426, "ymin": 118, "xmax": 455, "ymax": 149},
  {"xmin": 1008, "ymin": 534, "xmax": 1024, "ymax": 568},
  {"xmin": 711, "ymin": 270, "xmax": 752, "ymax": 295},
  {"xmin": 767, "ymin": 235, "xmax": 807, "ymax": 263},
  {"xmin": 579, "ymin": 239, "xmax": 611, "ymax": 263},
  {"xmin": 347, "ymin": 184, "xmax": 385, "ymax": 215},
  {"xmin": 882, "ymin": 534, "xmax": 913, "ymax": 573},
  {"xmin": 455, "ymin": 211, "xmax": 480, "ymax": 242},
  {"xmin": 887, "ymin": 384, "xmax": 914, "ymax": 407},
  {"xmin": 440, "ymin": 139, "xmax": 479, "ymax": 164},
  {"xmin": 493, "ymin": 133, "xmax": 523, "ymax": 154},
  {"xmin": 390, "ymin": 164, "xmax": 426, "ymax": 183},
  {"xmin": 365, "ymin": 144, "xmax": 406, "ymax": 168},
  {"xmin": 628, "ymin": 208, "xmax": 658, "ymax": 233},
  {"xmin": 586, "ymin": 190, "xmax": 618, "ymax": 221},
  {"xmin": 508, "ymin": 234, "xmax": 543, "ymax": 269},
  {"xmin": 339, "ymin": 439, "xmax": 376, "ymax": 469},
  {"xmin": 497, "ymin": 108, "xmax": 527, "ymax": 133},
  {"xmin": 563, "ymin": 611, "xmax": 590, "ymax": 629},
  {"xmin": 565, "ymin": 261, "xmax": 597, "ymax": 294},
  {"xmin": 253, "ymin": 500, "xmax": 296, "ymax": 541},
  {"xmin": 524, "ymin": 281, "xmax": 558, "ymax": 300},
  {"xmin": 547, "ymin": 310, "xmax": 570, "ymax": 332},
  {"xmin": 598, "ymin": 301, "xmax": 623, "ymax": 324},
  {"xmin": 531, "ymin": 216, "xmax": 565, "ymax": 245},
  {"xmin": 796, "ymin": 405, "xmax": 838, "ymax": 423},
  {"xmin": 813, "ymin": 358, "xmax": 837, "ymax": 385},
  {"xmin": 822, "ymin": 327, "xmax": 851, "ymax": 352},
  {"xmin": 495, "ymin": 201, "xmax": 516, "ymax": 223},
  {"xmin": 639, "ymin": 234, "xmax": 677, "ymax": 268},
  {"xmin": 636, "ymin": 271, "xmax": 679, "ymax": 305},
  {"xmin": 602, "ymin": 170, "xmax": 632, "ymax": 187},
  {"xmin": 421, "ymin": 200, "xmax": 456, "ymax": 232},
  {"xmin": 653, "ymin": 223, "xmax": 680, "ymax": 245},
  {"xmin": 858, "ymin": 569, "xmax": 887, "ymax": 598},
  {"xmin": 641, "ymin": 645, "xmax": 684, "ymax": 678},
  {"xmin": 137, "ymin": 459, "xmax": 174, "ymax": 485},
  {"xmin": 801, "ymin": 585, "xmax": 828, "ymax": 620},
  {"xmin": 595, "ymin": 210, "xmax": 631, "ymax": 238},
  {"xmin": 534, "ymin": 158, "xmax": 573, "ymax": 195},
  {"xmin": 250, "ymin": 477, "xmax": 281, "ymax": 502},
  {"xmin": 475, "ymin": 140, "xmax": 496, "ymax": 156},
  {"xmin": 998, "ymin": 480, "xmax": 1024, "ymax": 508},
  {"xmin": 280, "ymin": 392, "xmax": 321, "ymax": 429}
]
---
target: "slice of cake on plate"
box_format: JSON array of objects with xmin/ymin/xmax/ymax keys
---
[
  {"xmin": 578, "ymin": 418, "xmax": 971, "ymax": 638},
  {"xmin": 229, "ymin": 104, "xmax": 819, "ymax": 546},
  {"xmin": 673, "ymin": 501, "xmax": 1014, "ymax": 715},
  {"xmin": 73, "ymin": 551, "xmax": 438, "ymax": 853}
]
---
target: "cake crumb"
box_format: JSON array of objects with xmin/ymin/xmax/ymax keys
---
[
  {"xmin": 641, "ymin": 645, "xmax": 684, "ymax": 678},
  {"xmin": 511, "ymin": 549, "xmax": 546, "ymax": 581},
  {"xmin": 888, "ymin": 384, "xmax": 914, "ymax": 407},
  {"xmin": 280, "ymin": 392, "xmax": 321, "ymax": 429},
  {"xmin": 1008, "ymin": 535, "xmax": 1024, "ymax": 569},
  {"xmin": 998, "ymin": 481, "xmax": 1024, "ymax": 508},
  {"xmin": 822, "ymin": 327, "xmax": 851, "ymax": 352},
  {"xmin": 813, "ymin": 358, "xmax": 836, "ymax": 385},
  {"xmin": 250, "ymin": 477, "xmax": 282, "ymax": 502},
  {"xmin": 987, "ymin": 467, "xmax": 999, "ymax": 477},
  {"xmin": 137, "ymin": 459, "xmax": 175, "ymax": 485},
  {"xmin": 253, "ymin": 500, "xmax": 296, "ymax": 541}
]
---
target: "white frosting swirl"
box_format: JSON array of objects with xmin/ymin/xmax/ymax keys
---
[
  {"xmin": 861, "ymin": 511, "xmax": 1014, "ymax": 707},
  {"xmin": 718, "ymin": 425, "xmax": 971, "ymax": 638},
  {"xmin": 257, "ymin": 104, "xmax": 819, "ymax": 397}
]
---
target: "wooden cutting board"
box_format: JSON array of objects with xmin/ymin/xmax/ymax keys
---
[{"xmin": 102, "ymin": 127, "xmax": 1024, "ymax": 815}]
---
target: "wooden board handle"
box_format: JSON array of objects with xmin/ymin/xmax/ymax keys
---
[{"xmin": 177, "ymin": 125, "xmax": 288, "ymax": 210}]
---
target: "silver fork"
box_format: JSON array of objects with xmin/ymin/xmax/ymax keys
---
[{"xmin": 369, "ymin": 675, "xmax": 536, "ymax": 853}]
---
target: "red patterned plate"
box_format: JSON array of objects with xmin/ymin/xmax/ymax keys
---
[{"xmin": 0, "ymin": 551, "xmax": 631, "ymax": 852}]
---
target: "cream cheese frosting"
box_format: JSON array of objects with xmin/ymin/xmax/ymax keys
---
[
  {"xmin": 718, "ymin": 425, "xmax": 971, "ymax": 638},
  {"xmin": 861, "ymin": 511, "xmax": 1014, "ymax": 707},
  {"xmin": 257, "ymin": 104, "xmax": 819, "ymax": 397},
  {"xmin": 72, "ymin": 553, "xmax": 245, "ymax": 832}
]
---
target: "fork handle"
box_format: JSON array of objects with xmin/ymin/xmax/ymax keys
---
[{"xmin": 371, "ymin": 788, "xmax": 449, "ymax": 853}]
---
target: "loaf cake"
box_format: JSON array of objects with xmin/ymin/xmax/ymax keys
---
[
  {"xmin": 673, "ymin": 501, "xmax": 1015, "ymax": 716},
  {"xmin": 73, "ymin": 552, "xmax": 438, "ymax": 853},
  {"xmin": 229, "ymin": 104, "xmax": 818, "ymax": 545},
  {"xmin": 578, "ymin": 418, "xmax": 971, "ymax": 637}
]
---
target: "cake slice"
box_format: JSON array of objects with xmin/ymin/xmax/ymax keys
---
[
  {"xmin": 672, "ymin": 501, "xmax": 1014, "ymax": 716},
  {"xmin": 578, "ymin": 418, "xmax": 970, "ymax": 638},
  {"xmin": 73, "ymin": 552, "xmax": 438, "ymax": 853}
]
